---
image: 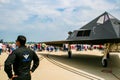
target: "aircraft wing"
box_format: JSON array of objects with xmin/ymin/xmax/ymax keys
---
[
  {"xmin": 40, "ymin": 40, "xmax": 68, "ymax": 47},
  {"xmin": 40, "ymin": 38, "xmax": 120, "ymax": 47}
]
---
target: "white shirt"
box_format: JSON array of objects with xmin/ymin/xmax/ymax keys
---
[{"xmin": 0, "ymin": 43, "xmax": 3, "ymax": 49}]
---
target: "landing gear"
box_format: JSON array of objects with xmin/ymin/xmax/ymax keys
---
[
  {"xmin": 68, "ymin": 50, "xmax": 72, "ymax": 58},
  {"xmin": 102, "ymin": 58, "xmax": 108, "ymax": 67},
  {"xmin": 107, "ymin": 53, "xmax": 110, "ymax": 59},
  {"xmin": 68, "ymin": 44, "xmax": 72, "ymax": 58},
  {"xmin": 101, "ymin": 43, "xmax": 120, "ymax": 67},
  {"xmin": 101, "ymin": 43, "xmax": 110, "ymax": 67}
]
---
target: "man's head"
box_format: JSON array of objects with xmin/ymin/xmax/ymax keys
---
[{"xmin": 16, "ymin": 35, "xmax": 26, "ymax": 47}]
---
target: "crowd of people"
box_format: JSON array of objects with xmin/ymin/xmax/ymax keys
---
[
  {"xmin": 27, "ymin": 43, "xmax": 59, "ymax": 52},
  {"xmin": 0, "ymin": 42, "xmax": 104, "ymax": 56},
  {"xmin": 0, "ymin": 42, "xmax": 60, "ymax": 55},
  {"xmin": 0, "ymin": 43, "xmax": 17, "ymax": 55}
]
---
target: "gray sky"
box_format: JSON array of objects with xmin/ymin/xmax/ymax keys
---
[{"xmin": 0, "ymin": 0, "xmax": 120, "ymax": 42}]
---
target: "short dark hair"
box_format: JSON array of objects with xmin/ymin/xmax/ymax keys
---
[{"xmin": 16, "ymin": 35, "xmax": 26, "ymax": 45}]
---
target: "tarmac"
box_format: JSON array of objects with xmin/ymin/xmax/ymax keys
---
[{"xmin": 0, "ymin": 50, "xmax": 120, "ymax": 80}]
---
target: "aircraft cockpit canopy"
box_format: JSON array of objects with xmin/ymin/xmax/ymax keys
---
[{"xmin": 77, "ymin": 29, "xmax": 91, "ymax": 37}]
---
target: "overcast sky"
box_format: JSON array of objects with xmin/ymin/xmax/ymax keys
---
[{"xmin": 0, "ymin": 0, "xmax": 120, "ymax": 42}]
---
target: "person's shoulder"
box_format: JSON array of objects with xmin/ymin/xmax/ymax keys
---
[
  {"xmin": 12, "ymin": 47, "xmax": 23, "ymax": 54},
  {"xmin": 14, "ymin": 47, "xmax": 20, "ymax": 51},
  {"xmin": 12, "ymin": 48, "xmax": 19, "ymax": 54},
  {"xmin": 26, "ymin": 47, "xmax": 35, "ymax": 53},
  {"xmin": 27, "ymin": 48, "xmax": 37, "ymax": 55}
]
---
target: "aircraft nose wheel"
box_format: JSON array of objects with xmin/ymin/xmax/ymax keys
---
[
  {"xmin": 102, "ymin": 59, "xmax": 108, "ymax": 67},
  {"xmin": 107, "ymin": 53, "xmax": 110, "ymax": 59},
  {"xmin": 68, "ymin": 51, "xmax": 72, "ymax": 58}
]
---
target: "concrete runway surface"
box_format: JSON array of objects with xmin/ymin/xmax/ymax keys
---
[{"xmin": 0, "ymin": 50, "xmax": 120, "ymax": 80}]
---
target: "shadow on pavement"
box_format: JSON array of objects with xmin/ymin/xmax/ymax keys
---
[{"xmin": 40, "ymin": 52, "xmax": 120, "ymax": 80}]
